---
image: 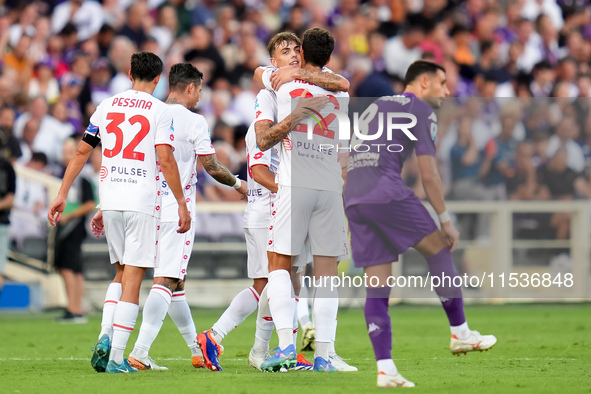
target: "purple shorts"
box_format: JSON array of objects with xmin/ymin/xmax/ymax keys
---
[{"xmin": 346, "ymin": 195, "xmax": 438, "ymax": 268}]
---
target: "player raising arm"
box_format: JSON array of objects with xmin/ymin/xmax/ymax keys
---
[{"xmin": 49, "ymin": 51, "xmax": 190, "ymax": 374}]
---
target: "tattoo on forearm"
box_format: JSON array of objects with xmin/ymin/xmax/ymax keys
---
[
  {"xmin": 200, "ymin": 154, "xmax": 236, "ymax": 186},
  {"xmin": 297, "ymin": 69, "xmax": 346, "ymax": 92},
  {"xmin": 255, "ymin": 116, "xmax": 302, "ymax": 151}
]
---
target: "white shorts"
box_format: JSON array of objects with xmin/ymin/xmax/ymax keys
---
[
  {"xmin": 103, "ymin": 211, "xmax": 159, "ymax": 268},
  {"xmin": 268, "ymin": 186, "xmax": 346, "ymax": 257},
  {"xmin": 293, "ymin": 223, "xmax": 351, "ymax": 272},
  {"xmin": 154, "ymin": 221, "xmax": 195, "ymax": 279},
  {"xmin": 245, "ymin": 227, "xmax": 269, "ymax": 279}
]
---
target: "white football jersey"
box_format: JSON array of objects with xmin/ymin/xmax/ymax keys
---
[
  {"xmin": 262, "ymin": 68, "xmax": 349, "ymax": 194},
  {"xmin": 85, "ymin": 89, "xmax": 173, "ymax": 217},
  {"xmin": 244, "ymin": 89, "xmax": 279, "ymax": 229},
  {"xmin": 160, "ymin": 104, "xmax": 216, "ymax": 223}
]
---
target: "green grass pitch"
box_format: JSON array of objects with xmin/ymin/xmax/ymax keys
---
[{"xmin": 0, "ymin": 304, "xmax": 589, "ymax": 394}]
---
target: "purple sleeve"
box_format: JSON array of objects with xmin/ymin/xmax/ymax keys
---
[{"xmin": 413, "ymin": 103, "xmax": 437, "ymax": 157}]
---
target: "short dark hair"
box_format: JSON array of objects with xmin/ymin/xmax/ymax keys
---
[
  {"xmin": 302, "ymin": 28, "xmax": 334, "ymax": 68},
  {"xmin": 404, "ymin": 60, "xmax": 446, "ymax": 86},
  {"xmin": 168, "ymin": 63, "xmax": 203, "ymax": 92},
  {"xmin": 130, "ymin": 51, "xmax": 163, "ymax": 82},
  {"xmin": 31, "ymin": 152, "xmax": 48, "ymax": 165},
  {"xmin": 267, "ymin": 32, "xmax": 301, "ymax": 57}
]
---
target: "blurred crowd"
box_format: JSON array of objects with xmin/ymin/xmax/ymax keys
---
[{"xmin": 0, "ymin": 0, "xmax": 590, "ymax": 243}]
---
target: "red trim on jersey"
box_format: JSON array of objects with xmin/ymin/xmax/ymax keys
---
[
  {"xmin": 104, "ymin": 300, "xmax": 118, "ymax": 304},
  {"xmin": 155, "ymin": 143, "xmax": 174, "ymax": 147},
  {"xmin": 197, "ymin": 153, "xmax": 216, "ymax": 156},
  {"xmin": 249, "ymin": 163, "xmax": 270, "ymax": 170},
  {"xmin": 113, "ymin": 323, "xmax": 134, "ymax": 331},
  {"xmin": 248, "ymin": 287, "xmax": 260, "ymax": 302},
  {"xmin": 255, "ymin": 119, "xmax": 274, "ymax": 124},
  {"xmin": 153, "ymin": 285, "xmax": 173, "ymax": 297},
  {"xmin": 172, "ymin": 292, "xmax": 185, "ymax": 297}
]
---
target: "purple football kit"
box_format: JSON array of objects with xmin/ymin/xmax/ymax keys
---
[{"xmin": 344, "ymin": 93, "xmax": 438, "ymax": 268}]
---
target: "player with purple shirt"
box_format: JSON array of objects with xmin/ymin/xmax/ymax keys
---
[{"xmin": 344, "ymin": 60, "xmax": 497, "ymax": 388}]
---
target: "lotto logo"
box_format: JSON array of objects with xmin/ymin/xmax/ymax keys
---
[
  {"xmin": 170, "ymin": 134, "xmax": 174, "ymax": 141},
  {"xmin": 186, "ymin": 241, "xmax": 190, "ymax": 245},
  {"xmin": 272, "ymin": 211, "xmax": 276, "ymax": 216},
  {"xmin": 156, "ymin": 176, "xmax": 160, "ymax": 181},
  {"xmin": 157, "ymin": 226, "xmax": 160, "ymax": 230},
  {"xmin": 156, "ymin": 206, "xmax": 160, "ymax": 211},
  {"xmin": 185, "ymin": 185, "xmax": 191, "ymax": 190},
  {"xmin": 268, "ymin": 240, "xmax": 273, "ymax": 245},
  {"xmin": 262, "ymin": 316, "xmax": 273, "ymax": 321},
  {"xmin": 156, "ymin": 241, "xmax": 158, "ymax": 245},
  {"xmin": 182, "ymin": 269, "xmax": 186, "ymax": 274},
  {"xmin": 269, "ymin": 226, "xmax": 273, "ymax": 230},
  {"xmin": 183, "ymin": 255, "xmax": 188, "ymax": 259},
  {"xmin": 186, "ymin": 198, "xmax": 190, "ymax": 202},
  {"xmin": 157, "ymin": 191, "xmax": 160, "ymax": 195}
]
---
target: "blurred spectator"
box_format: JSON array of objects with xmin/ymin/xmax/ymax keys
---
[
  {"xmin": 546, "ymin": 116, "xmax": 585, "ymax": 173},
  {"xmin": 9, "ymin": 4, "xmax": 37, "ymax": 48},
  {"xmin": 50, "ymin": 100, "xmax": 76, "ymax": 139},
  {"xmin": 538, "ymin": 148, "xmax": 576, "ymax": 239},
  {"xmin": 89, "ymin": 58, "xmax": 112, "ymax": 106},
  {"xmin": 535, "ymin": 13, "xmax": 563, "ymax": 66},
  {"xmin": 185, "ymin": 25, "xmax": 226, "ymax": 84},
  {"xmin": 54, "ymin": 137, "xmax": 95, "ymax": 323},
  {"xmin": 522, "ymin": 0, "xmax": 564, "ymax": 31},
  {"xmin": 530, "ymin": 61, "xmax": 556, "ymax": 97},
  {"xmin": 506, "ymin": 141, "xmax": 549, "ymax": 200},
  {"xmin": 118, "ymin": 1, "xmax": 149, "ymax": 49},
  {"xmin": 384, "ymin": 22, "xmax": 424, "ymax": 79},
  {"xmin": 150, "ymin": 5, "xmax": 178, "ymax": 53},
  {"xmin": 51, "ymin": 0, "xmax": 104, "ymax": 42},
  {"xmin": 28, "ymin": 58, "xmax": 60, "ymax": 104},
  {"xmin": 0, "ymin": 156, "xmax": 15, "ymax": 295},
  {"xmin": 451, "ymin": 24, "xmax": 475, "ymax": 66},
  {"xmin": 14, "ymin": 97, "xmax": 70, "ymax": 170},
  {"xmin": 0, "ymin": 107, "xmax": 22, "ymax": 163},
  {"xmin": 10, "ymin": 152, "xmax": 49, "ymax": 249},
  {"xmin": 3, "ymin": 34, "xmax": 33, "ymax": 90},
  {"xmin": 449, "ymin": 116, "xmax": 489, "ymax": 200},
  {"xmin": 108, "ymin": 36, "xmax": 136, "ymax": 95},
  {"xmin": 101, "ymin": 0, "xmax": 125, "ymax": 31},
  {"xmin": 479, "ymin": 109, "xmax": 520, "ymax": 199},
  {"xmin": 58, "ymin": 73, "xmax": 84, "ymax": 133}
]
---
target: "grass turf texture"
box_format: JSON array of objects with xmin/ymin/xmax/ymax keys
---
[{"xmin": 0, "ymin": 304, "xmax": 589, "ymax": 394}]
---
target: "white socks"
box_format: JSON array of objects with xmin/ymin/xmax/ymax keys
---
[
  {"xmin": 297, "ymin": 283, "xmax": 312, "ymax": 328},
  {"xmin": 377, "ymin": 359, "xmax": 398, "ymax": 376},
  {"xmin": 293, "ymin": 299, "xmax": 299, "ymax": 345},
  {"xmin": 212, "ymin": 287, "xmax": 259, "ymax": 343},
  {"xmin": 451, "ymin": 321, "xmax": 470, "ymax": 340},
  {"xmin": 253, "ymin": 286, "xmax": 274, "ymax": 356},
  {"xmin": 99, "ymin": 282, "xmax": 122, "ymax": 340},
  {"xmin": 110, "ymin": 301, "xmax": 139, "ymax": 364},
  {"xmin": 312, "ymin": 285, "xmax": 338, "ymax": 361},
  {"xmin": 130, "ymin": 285, "xmax": 172, "ymax": 360},
  {"xmin": 167, "ymin": 290, "xmax": 202, "ymax": 357},
  {"xmin": 268, "ymin": 270, "xmax": 296, "ymax": 349}
]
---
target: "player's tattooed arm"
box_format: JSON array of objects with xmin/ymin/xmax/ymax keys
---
[
  {"xmin": 200, "ymin": 154, "xmax": 247, "ymax": 197},
  {"xmin": 199, "ymin": 154, "xmax": 237, "ymax": 186},
  {"xmin": 255, "ymin": 93, "xmax": 329, "ymax": 151},
  {"xmin": 274, "ymin": 68, "xmax": 350, "ymax": 92},
  {"xmin": 255, "ymin": 119, "xmax": 292, "ymax": 151}
]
